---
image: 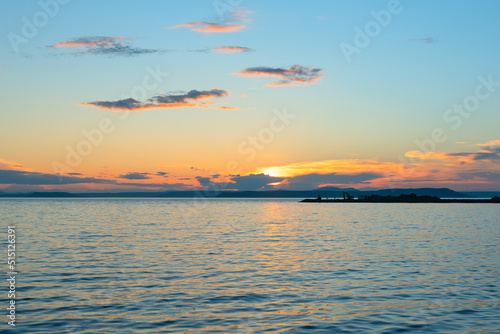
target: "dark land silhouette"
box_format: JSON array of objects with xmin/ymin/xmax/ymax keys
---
[
  {"xmin": 0, "ymin": 187, "xmax": 498, "ymax": 198},
  {"xmin": 301, "ymin": 192, "xmax": 500, "ymax": 203}
]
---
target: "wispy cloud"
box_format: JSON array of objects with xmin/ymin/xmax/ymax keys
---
[
  {"xmin": 211, "ymin": 46, "xmax": 253, "ymax": 53},
  {"xmin": 225, "ymin": 10, "xmax": 253, "ymax": 19},
  {"xmin": 168, "ymin": 21, "xmax": 245, "ymax": 33},
  {"xmin": 189, "ymin": 45, "xmax": 253, "ymax": 54},
  {"xmin": 50, "ymin": 36, "xmax": 132, "ymax": 48},
  {"xmin": 410, "ymin": 37, "xmax": 437, "ymax": 44},
  {"xmin": 233, "ymin": 65, "xmax": 324, "ymax": 87},
  {"xmin": 82, "ymin": 89, "xmax": 233, "ymax": 112},
  {"xmin": 168, "ymin": 10, "xmax": 252, "ymax": 33},
  {"xmin": 48, "ymin": 36, "xmax": 164, "ymax": 56},
  {"xmin": 473, "ymin": 139, "xmax": 500, "ymax": 147},
  {"xmin": 0, "ymin": 159, "xmax": 28, "ymax": 171},
  {"xmin": 407, "ymin": 144, "xmax": 500, "ymax": 162}
]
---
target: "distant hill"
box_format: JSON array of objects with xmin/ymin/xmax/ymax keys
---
[
  {"xmin": 363, "ymin": 188, "xmax": 471, "ymax": 198},
  {"xmin": 0, "ymin": 187, "xmax": 473, "ymax": 198}
]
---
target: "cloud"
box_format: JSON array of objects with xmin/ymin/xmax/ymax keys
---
[
  {"xmin": 252, "ymin": 153, "xmax": 500, "ymax": 190},
  {"xmin": 227, "ymin": 174, "xmax": 285, "ymax": 191},
  {"xmin": 196, "ymin": 171, "xmax": 380, "ymax": 191},
  {"xmin": 195, "ymin": 176, "xmax": 212, "ymax": 187},
  {"xmin": 225, "ymin": 10, "xmax": 253, "ymax": 19},
  {"xmin": 82, "ymin": 98, "xmax": 143, "ymax": 111},
  {"xmin": 168, "ymin": 9, "xmax": 252, "ymax": 33},
  {"xmin": 256, "ymin": 159, "xmax": 399, "ymax": 178},
  {"xmin": 82, "ymin": 89, "xmax": 231, "ymax": 112},
  {"xmin": 218, "ymin": 106, "xmax": 238, "ymax": 110},
  {"xmin": 156, "ymin": 172, "xmax": 169, "ymax": 177},
  {"xmin": 168, "ymin": 21, "xmax": 245, "ymax": 33},
  {"xmin": 0, "ymin": 159, "xmax": 28, "ymax": 171},
  {"xmin": 211, "ymin": 46, "xmax": 253, "ymax": 53},
  {"xmin": 462, "ymin": 172, "xmax": 500, "ymax": 182},
  {"xmin": 48, "ymin": 36, "xmax": 164, "ymax": 56},
  {"xmin": 474, "ymin": 139, "xmax": 500, "ymax": 147},
  {"xmin": 407, "ymin": 145, "xmax": 500, "ymax": 162},
  {"xmin": 0, "ymin": 169, "xmax": 115, "ymax": 185},
  {"xmin": 118, "ymin": 172, "xmax": 151, "ymax": 180},
  {"xmin": 472, "ymin": 148, "xmax": 500, "ymax": 161},
  {"xmin": 410, "ymin": 37, "xmax": 437, "ymax": 44},
  {"xmin": 0, "ymin": 169, "xmax": 188, "ymax": 191},
  {"xmin": 50, "ymin": 36, "xmax": 132, "ymax": 48},
  {"xmin": 197, "ymin": 173, "xmax": 284, "ymax": 191},
  {"xmin": 233, "ymin": 65, "xmax": 324, "ymax": 87}
]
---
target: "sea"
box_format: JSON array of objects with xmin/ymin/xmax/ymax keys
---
[{"xmin": 0, "ymin": 198, "xmax": 499, "ymax": 333}]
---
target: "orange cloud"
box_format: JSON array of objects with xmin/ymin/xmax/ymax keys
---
[
  {"xmin": 211, "ymin": 46, "xmax": 252, "ymax": 53},
  {"xmin": 168, "ymin": 21, "xmax": 245, "ymax": 33},
  {"xmin": 82, "ymin": 89, "xmax": 230, "ymax": 112},
  {"xmin": 404, "ymin": 151, "xmax": 462, "ymax": 162},
  {"xmin": 49, "ymin": 37, "xmax": 133, "ymax": 49},
  {"xmin": 81, "ymin": 100, "xmax": 193, "ymax": 111},
  {"xmin": 47, "ymin": 36, "xmax": 163, "ymax": 56},
  {"xmin": 474, "ymin": 139, "xmax": 500, "ymax": 146},
  {"xmin": 226, "ymin": 10, "xmax": 253, "ymax": 18},
  {"xmin": 0, "ymin": 159, "xmax": 29, "ymax": 171},
  {"xmin": 254, "ymin": 150, "xmax": 500, "ymax": 190},
  {"xmin": 256, "ymin": 159, "xmax": 399, "ymax": 178},
  {"xmin": 218, "ymin": 106, "xmax": 238, "ymax": 110}
]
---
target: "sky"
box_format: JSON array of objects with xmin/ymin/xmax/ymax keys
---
[{"xmin": 1, "ymin": 0, "xmax": 500, "ymax": 193}]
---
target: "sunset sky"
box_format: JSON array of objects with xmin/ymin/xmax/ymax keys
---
[{"xmin": 1, "ymin": 0, "xmax": 500, "ymax": 192}]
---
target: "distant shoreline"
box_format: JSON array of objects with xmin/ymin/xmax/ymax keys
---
[{"xmin": 1, "ymin": 187, "xmax": 499, "ymax": 199}]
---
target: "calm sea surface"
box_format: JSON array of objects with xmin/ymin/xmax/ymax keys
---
[{"xmin": 0, "ymin": 198, "xmax": 499, "ymax": 333}]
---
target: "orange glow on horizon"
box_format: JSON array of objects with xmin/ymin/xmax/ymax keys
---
[{"xmin": 255, "ymin": 159, "xmax": 400, "ymax": 178}]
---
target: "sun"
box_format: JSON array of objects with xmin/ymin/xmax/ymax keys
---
[{"xmin": 259, "ymin": 167, "xmax": 282, "ymax": 177}]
